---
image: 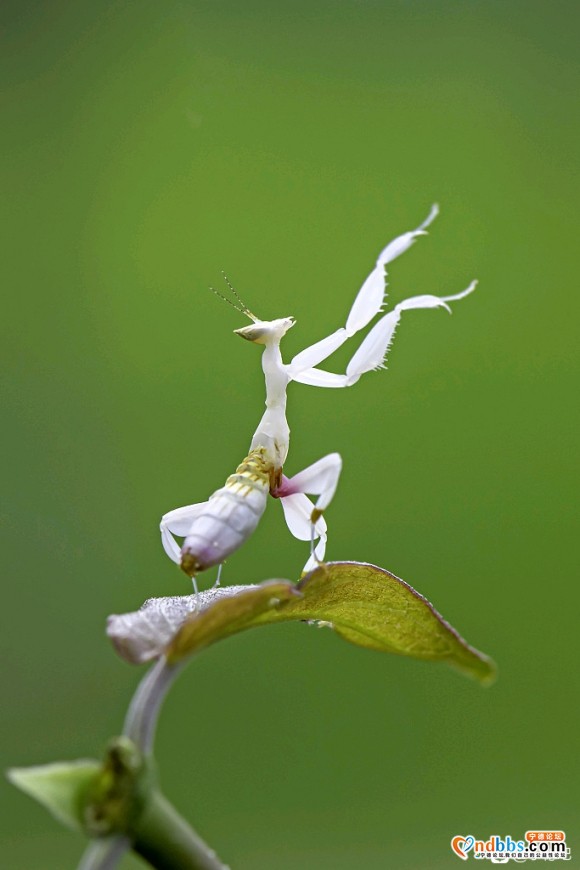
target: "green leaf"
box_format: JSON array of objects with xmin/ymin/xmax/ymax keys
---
[
  {"xmin": 266, "ymin": 562, "xmax": 497, "ymax": 685},
  {"xmin": 109, "ymin": 563, "xmax": 495, "ymax": 684},
  {"xmin": 7, "ymin": 759, "xmax": 100, "ymax": 832}
]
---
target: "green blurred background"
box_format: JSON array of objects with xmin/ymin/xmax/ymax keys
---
[{"xmin": 2, "ymin": 1, "xmax": 579, "ymax": 867}]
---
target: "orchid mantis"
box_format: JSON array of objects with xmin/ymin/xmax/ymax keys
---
[{"xmin": 160, "ymin": 204, "xmax": 476, "ymax": 585}]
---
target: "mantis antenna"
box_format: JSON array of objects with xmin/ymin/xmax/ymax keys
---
[{"xmin": 210, "ymin": 272, "xmax": 258, "ymax": 322}]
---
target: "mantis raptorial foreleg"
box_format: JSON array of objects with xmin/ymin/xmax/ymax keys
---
[
  {"xmin": 288, "ymin": 281, "xmax": 477, "ymax": 388},
  {"xmin": 286, "ymin": 204, "xmax": 442, "ymax": 380}
]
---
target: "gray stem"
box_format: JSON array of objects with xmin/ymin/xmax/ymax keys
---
[
  {"xmin": 122, "ymin": 656, "xmax": 184, "ymax": 754},
  {"xmin": 77, "ymin": 655, "xmax": 228, "ymax": 870},
  {"xmin": 77, "ymin": 835, "xmax": 131, "ymax": 870}
]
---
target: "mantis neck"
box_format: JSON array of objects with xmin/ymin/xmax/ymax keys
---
[
  {"xmin": 262, "ymin": 343, "xmax": 289, "ymax": 409},
  {"xmin": 249, "ymin": 341, "xmax": 291, "ymax": 470}
]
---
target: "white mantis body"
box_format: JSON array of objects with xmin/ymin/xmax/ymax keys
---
[{"xmin": 160, "ymin": 205, "xmax": 476, "ymax": 583}]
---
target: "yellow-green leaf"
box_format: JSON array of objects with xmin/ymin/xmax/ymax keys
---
[
  {"xmin": 266, "ymin": 562, "xmax": 496, "ymax": 685},
  {"xmin": 7, "ymin": 759, "xmax": 101, "ymax": 832},
  {"xmin": 109, "ymin": 563, "xmax": 495, "ymax": 684},
  {"xmin": 165, "ymin": 580, "xmax": 298, "ymax": 664}
]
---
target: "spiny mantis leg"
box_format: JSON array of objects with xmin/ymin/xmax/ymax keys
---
[
  {"xmin": 286, "ymin": 204, "xmax": 441, "ymax": 379},
  {"xmin": 289, "ymin": 281, "xmax": 477, "ymax": 388}
]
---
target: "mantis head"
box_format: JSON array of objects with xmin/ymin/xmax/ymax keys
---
[
  {"xmin": 234, "ymin": 316, "xmax": 296, "ymax": 345},
  {"xmin": 211, "ymin": 272, "xmax": 295, "ymax": 346}
]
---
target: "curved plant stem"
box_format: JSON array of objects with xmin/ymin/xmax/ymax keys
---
[
  {"xmin": 77, "ymin": 835, "xmax": 130, "ymax": 870},
  {"xmin": 113, "ymin": 658, "xmax": 228, "ymax": 868},
  {"xmin": 131, "ymin": 789, "xmax": 229, "ymax": 870},
  {"xmin": 123, "ymin": 657, "xmax": 184, "ymax": 754},
  {"xmin": 76, "ymin": 658, "xmax": 228, "ymax": 870}
]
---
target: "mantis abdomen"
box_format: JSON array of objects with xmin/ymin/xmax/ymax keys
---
[{"xmin": 180, "ymin": 449, "xmax": 271, "ymax": 576}]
